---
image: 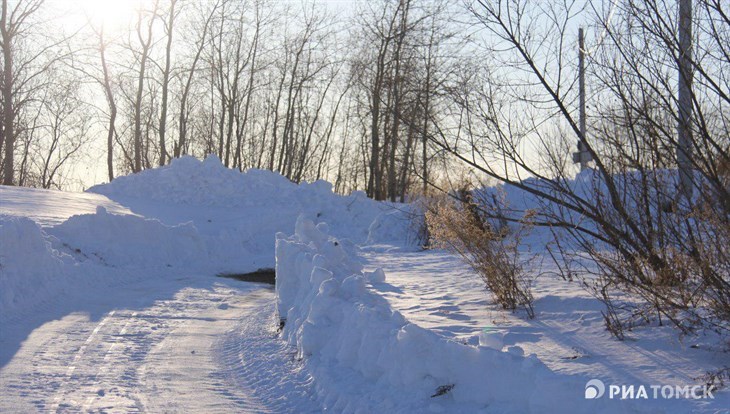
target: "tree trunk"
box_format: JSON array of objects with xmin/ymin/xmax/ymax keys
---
[
  {"xmin": 100, "ymin": 27, "xmax": 116, "ymax": 182},
  {"xmin": 234, "ymin": 9, "xmax": 260, "ymax": 170},
  {"xmin": 175, "ymin": 2, "xmax": 215, "ymax": 158},
  {"xmin": 1, "ymin": 0, "xmax": 15, "ymax": 185},
  {"xmin": 133, "ymin": 2, "xmax": 157, "ymax": 173},
  {"xmin": 158, "ymin": 0, "xmax": 176, "ymax": 166}
]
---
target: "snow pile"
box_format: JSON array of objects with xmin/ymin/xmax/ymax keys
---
[
  {"xmin": 473, "ymin": 168, "xmax": 711, "ymax": 250},
  {"xmin": 0, "ymin": 216, "xmax": 69, "ymax": 312},
  {"xmin": 366, "ymin": 207, "xmax": 423, "ymax": 248},
  {"xmin": 275, "ymin": 216, "xmax": 626, "ymax": 413},
  {"xmin": 89, "ymin": 156, "xmax": 295, "ymax": 208},
  {"xmin": 89, "ymin": 155, "xmax": 416, "ymax": 248},
  {"xmin": 48, "ymin": 206, "xmax": 207, "ymax": 269},
  {"xmin": 0, "ymin": 207, "xmax": 205, "ymax": 315}
]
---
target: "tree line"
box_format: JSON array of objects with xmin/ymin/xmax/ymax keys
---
[
  {"xmin": 1, "ymin": 0, "xmax": 727, "ymax": 204},
  {"xmin": 0, "ymin": 0, "xmax": 463, "ymax": 199}
]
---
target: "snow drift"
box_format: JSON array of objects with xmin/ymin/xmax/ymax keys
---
[
  {"xmin": 0, "ymin": 216, "xmax": 69, "ymax": 313},
  {"xmin": 48, "ymin": 206, "xmax": 208, "ymax": 268},
  {"xmin": 89, "ymin": 155, "xmax": 416, "ymax": 248},
  {"xmin": 275, "ymin": 216, "xmax": 631, "ymax": 413}
]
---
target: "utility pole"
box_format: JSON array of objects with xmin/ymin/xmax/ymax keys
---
[
  {"xmin": 573, "ymin": 27, "xmax": 592, "ymax": 171},
  {"xmin": 677, "ymin": 0, "xmax": 694, "ymax": 201}
]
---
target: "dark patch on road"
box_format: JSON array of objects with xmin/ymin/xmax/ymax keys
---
[{"xmin": 217, "ymin": 269, "xmax": 276, "ymax": 285}]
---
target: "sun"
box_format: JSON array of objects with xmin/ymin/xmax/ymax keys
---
[{"xmin": 73, "ymin": 0, "xmax": 141, "ymax": 31}]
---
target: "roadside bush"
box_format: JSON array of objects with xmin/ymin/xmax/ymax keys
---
[
  {"xmin": 549, "ymin": 173, "xmax": 730, "ymax": 339},
  {"xmin": 426, "ymin": 193, "xmax": 535, "ymax": 318}
]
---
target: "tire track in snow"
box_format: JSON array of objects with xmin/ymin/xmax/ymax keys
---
[
  {"xmin": 0, "ymin": 312, "xmax": 106, "ymax": 413},
  {"xmin": 79, "ymin": 311, "xmax": 137, "ymax": 411},
  {"xmin": 1, "ymin": 278, "xmax": 321, "ymax": 413},
  {"xmin": 136, "ymin": 285, "xmax": 274, "ymax": 413},
  {"xmin": 214, "ymin": 291, "xmax": 320, "ymax": 413},
  {"xmin": 55, "ymin": 300, "xmax": 187, "ymax": 412},
  {"xmin": 48, "ymin": 310, "xmax": 117, "ymax": 413}
]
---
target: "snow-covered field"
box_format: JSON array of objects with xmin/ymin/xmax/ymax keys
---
[
  {"xmin": 365, "ymin": 250, "xmax": 730, "ymax": 412},
  {"xmin": 1, "ymin": 155, "xmax": 728, "ymax": 413}
]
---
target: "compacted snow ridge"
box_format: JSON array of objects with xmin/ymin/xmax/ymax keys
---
[
  {"xmin": 275, "ymin": 216, "xmax": 644, "ymax": 413},
  {"xmin": 1, "ymin": 155, "xmax": 728, "ymax": 413}
]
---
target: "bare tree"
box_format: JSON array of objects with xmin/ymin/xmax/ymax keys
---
[
  {"xmin": 363, "ymin": 3, "xmax": 400, "ymax": 200},
  {"xmin": 34, "ymin": 78, "xmax": 91, "ymax": 189},
  {"xmin": 157, "ymin": 0, "xmax": 178, "ymax": 166},
  {"xmin": 131, "ymin": 0, "xmax": 158, "ymax": 173},
  {"xmin": 1, "ymin": 0, "xmax": 45, "ymax": 185},
  {"xmin": 419, "ymin": 0, "xmax": 730, "ymax": 335},
  {"xmin": 174, "ymin": 0, "xmax": 218, "ymax": 159},
  {"xmin": 98, "ymin": 25, "xmax": 117, "ymax": 182},
  {"xmin": 233, "ymin": 0, "xmax": 264, "ymax": 170}
]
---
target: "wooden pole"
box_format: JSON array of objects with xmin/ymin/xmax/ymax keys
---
[
  {"xmin": 678, "ymin": 0, "xmax": 694, "ymax": 201},
  {"xmin": 578, "ymin": 27, "xmax": 588, "ymax": 171}
]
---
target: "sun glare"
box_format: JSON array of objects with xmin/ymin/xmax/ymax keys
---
[{"xmin": 73, "ymin": 0, "xmax": 140, "ymax": 30}]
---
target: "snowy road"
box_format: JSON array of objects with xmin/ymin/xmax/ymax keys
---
[
  {"xmin": 1, "ymin": 184, "xmax": 320, "ymax": 413},
  {"xmin": 0, "ymin": 275, "xmax": 317, "ymax": 413}
]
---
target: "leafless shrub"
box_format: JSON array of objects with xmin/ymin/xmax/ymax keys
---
[
  {"xmin": 426, "ymin": 192, "xmax": 535, "ymax": 318},
  {"xmin": 549, "ymin": 189, "xmax": 730, "ymax": 338},
  {"xmin": 695, "ymin": 367, "xmax": 730, "ymax": 392}
]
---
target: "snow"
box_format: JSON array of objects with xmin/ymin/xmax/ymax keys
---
[
  {"xmin": 0, "ymin": 185, "xmax": 134, "ymax": 226},
  {"xmin": 1, "ymin": 156, "xmax": 728, "ymax": 413},
  {"xmin": 49, "ymin": 206, "xmax": 208, "ymax": 268},
  {"xmin": 274, "ymin": 216, "xmax": 639, "ymax": 413},
  {"xmin": 471, "ymin": 168, "xmax": 712, "ymax": 252},
  {"xmin": 0, "ymin": 216, "xmax": 69, "ymax": 313},
  {"xmin": 84, "ymin": 155, "xmax": 415, "ymax": 272},
  {"xmin": 366, "ymin": 207, "xmax": 423, "ymax": 248},
  {"xmin": 365, "ymin": 249, "xmax": 730, "ymax": 412},
  {"xmin": 88, "ymin": 155, "xmax": 411, "ymax": 249},
  {"xmin": 0, "ymin": 158, "xmax": 338, "ymax": 308},
  {"xmin": 1, "ymin": 155, "xmax": 413, "ymax": 313},
  {"xmin": 0, "ymin": 270, "xmax": 319, "ymax": 412}
]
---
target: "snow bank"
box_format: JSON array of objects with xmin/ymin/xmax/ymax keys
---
[
  {"xmin": 366, "ymin": 207, "xmax": 422, "ymax": 248},
  {"xmin": 473, "ymin": 168, "xmax": 711, "ymax": 251},
  {"xmin": 0, "ymin": 208, "xmax": 208, "ymax": 315},
  {"xmin": 0, "ymin": 216, "xmax": 69, "ymax": 313},
  {"xmin": 89, "ymin": 156, "xmax": 295, "ymax": 208},
  {"xmin": 275, "ymin": 216, "xmax": 628, "ymax": 413},
  {"xmin": 48, "ymin": 206, "xmax": 207, "ymax": 269},
  {"xmin": 88, "ymin": 155, "xmax": 411, "ymax": 247}
]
